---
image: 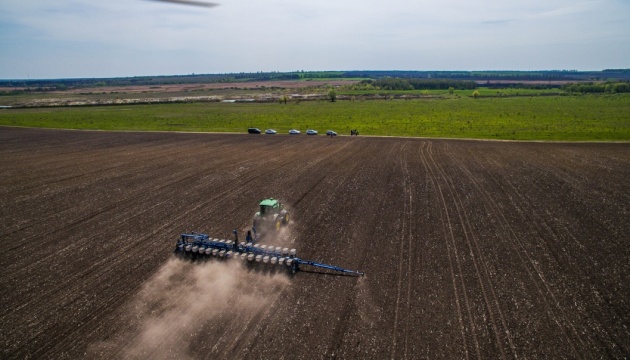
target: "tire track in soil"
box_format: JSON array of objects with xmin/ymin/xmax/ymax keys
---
[
  {"xmin": 457, "ymin": 147, "xmax": 582, "ymax": 358},
  {"xmin": 402, "ymin": 142, "xmax": 415, "ymax": 360},
  {"xmin": 457, "ymin": 144, "xmax": 625, "ymax": 356},
  {"xmin": 318, "ymin": 142, "xmax": 393, "ymax": 359},
  {"xmin": 484, "ymin": 159, "xmax": 594, "ymax": 355},
  {"xmin": 416, "ymin": 140, "xmax": 469, "ymax": 358},
  {"xmin": 442, "ymin": 145, "xmax": 519, "ymax": 359},
  {"xmin": 225, "ymin": 280, "xmax": 294, "ymax": 359},
  {"xmin": 487, "ymin": 151, "xmax": 595, "ymax": 347},
  {"xmin": 389, "ymin": 141, "xmax": 415, "ymax": 360},
  {"xmin": 211, "ymin": 285, "xmax": 284, "ymax": 357},
  {"xmin": 318, "ymin": 141, "xmax": 403, "ymax": 359},
  {"xmin": 421, "ymin": 141, "xmax": 481, "ymax": 360},
  {"xmin": 288, "ymin": 144, "xmax": 371, "ymax": 254},
  {"xmin": 493, "ymin": 159, "xmax": 629, "ymax": 355},
  {"xmin": 433, "ymin": 143, "xmax": 512, "ymax": 359}
]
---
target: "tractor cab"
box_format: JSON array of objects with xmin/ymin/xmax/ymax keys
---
[
  {"xmin": 253, "ymin": 198, "xmax": 289, "ymax": 232},
  {"xmin": 259, "ymin": 198, "xmax": 282, "ymax": 216}
]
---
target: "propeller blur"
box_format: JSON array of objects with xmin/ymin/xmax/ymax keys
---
[{"xmin": 147, "ymin": 0, "xmax": 219, "ymax": 8}]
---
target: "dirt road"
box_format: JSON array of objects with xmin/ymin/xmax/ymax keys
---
[{"xmin": 1, "ymin": 127, "xmax": 628, "ymax": 359}]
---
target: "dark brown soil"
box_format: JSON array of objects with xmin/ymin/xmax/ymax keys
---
[{"xmin": 1, "ymin": 127, "xmax": 628, "ymax": 359}]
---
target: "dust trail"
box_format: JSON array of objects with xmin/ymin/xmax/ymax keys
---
[
  {"xmin": 89, "ymin": 258, "xmax": 289, "ymax": 359},
  {"xmin": 242, "ymin": 219, "xmax": 298, "ymax": 248}
]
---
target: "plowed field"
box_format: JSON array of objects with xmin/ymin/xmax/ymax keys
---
[{"xmin": 1, "ymin": 127, "xmax": 629, "ymax": 359}]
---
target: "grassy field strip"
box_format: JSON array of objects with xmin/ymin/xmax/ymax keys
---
[{"xmin": 1, "ymin": 94, "xmax": 628, "ymax": 141}]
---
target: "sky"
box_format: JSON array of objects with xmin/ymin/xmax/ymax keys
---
[{"xmin": 0, "ymin": 0, "xmax": 628, "ymax": 79}]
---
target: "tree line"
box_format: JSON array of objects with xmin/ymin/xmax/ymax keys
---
[
  {"xmin": 2, "ymin": 70, "xmax": 629, "ymax": 90},
  {"xmin": 562, "ymin": 82, "xmax": 630, "ymax": 94}
]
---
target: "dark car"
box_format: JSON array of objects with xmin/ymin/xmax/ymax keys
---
[{"xmin": 248, "ymin": 128, "xmax": 262, "ymax": 134}]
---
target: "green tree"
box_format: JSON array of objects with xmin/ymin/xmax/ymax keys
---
[
  {"xmin": 472, "ymin": 90, "xmax": 480, "ymax": 98},
  {"xmin": 328, "ymin": 89, "xmax": 337, "ymax": 102},
  {"xmin": 448, "ymin": 87, "xmax": 454, "ymax": 94}
]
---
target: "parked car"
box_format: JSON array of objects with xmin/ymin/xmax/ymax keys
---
[
  {"xmin": 326, "ymin": 130, "xmax": 337, "ymax": 136},
  {"xmin": 306, "ymin": 129, "xmax": 318, "ymax": 135},
  {"xmin": 248, "ymin": 128, "xmax": 261, "ymax": 134},
  {"xmin": 289, "ymin": 129, "xmax": 301, "ymax": 135},
  {"xmin": 265, "ymin": 129, "xmax": 277, "ymax": 134}
]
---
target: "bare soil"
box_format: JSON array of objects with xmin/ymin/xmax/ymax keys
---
[{"xmin": 1, "ymin": 127, "xmax": 628, "ymax": 359}]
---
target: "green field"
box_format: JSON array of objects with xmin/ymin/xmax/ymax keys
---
[{"xmin": 1, "ymin": 94, "xmax": 629, "ymax": 141}]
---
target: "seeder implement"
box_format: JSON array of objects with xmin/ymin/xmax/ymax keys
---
[
  {"xmin": 174, "ymin": 232, "xmax": 364, "ymax": 276},
  {"xmin": 293, "ymin": 259, "xmax": 365, "ymax": 276}
]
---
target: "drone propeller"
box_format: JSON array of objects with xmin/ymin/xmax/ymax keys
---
[{"xmin": 147, "ymin": 0, "xmax": 219, "ymax": 8}]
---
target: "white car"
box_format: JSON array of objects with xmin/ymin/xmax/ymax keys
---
[
  {"xmin": 306, "ymin": 129, "xmax": 318, "ymax": 135},
  {"xmin": 289, "ymin": 129, "xmax": 300, "ymax": 135},
  {"xmin": 265, "ymin": 129, "xmax": 277, "ymax": 134}
]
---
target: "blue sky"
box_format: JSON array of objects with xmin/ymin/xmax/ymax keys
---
[{"xmin": 0, "ymin": 0, "xmax": 628, "ymax": 79}]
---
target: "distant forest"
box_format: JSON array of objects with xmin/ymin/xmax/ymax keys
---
[{"xmin": 1, "ymin": 69, "xmax": 629, "ymax": 91}]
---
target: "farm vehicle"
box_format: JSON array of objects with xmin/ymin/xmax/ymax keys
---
[
  {"xmin": 173, "ymin": 198, "xmax": 364, "ymax": 276},
  {"xmin": 252, "ymin": 198, "xmax": 290, "ymax": 233},
  {"xmin": 174, "ymin": 233, "xmax": 364, "ymax": 276}
]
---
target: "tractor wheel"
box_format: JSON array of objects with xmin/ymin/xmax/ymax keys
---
[
  {"xmin": 283, "ymin": 212, "xmax": 290, "ymax": 225},
  {"xmin": 275, "ymin": 218, "xmax": 282, "ymax": 231}
]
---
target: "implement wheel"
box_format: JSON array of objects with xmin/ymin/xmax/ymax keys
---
[
  {"xmin": 283, "ymin": 212, "xmax": 290, "ymax": 225},
  {"xmin": 275, "ymin": 218, "xmax": 282, "ymax": 231}
]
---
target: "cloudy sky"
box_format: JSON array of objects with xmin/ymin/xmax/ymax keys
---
[{"xmin": 0, "ymin": 0, "xmax": 628, "ymax": 79}]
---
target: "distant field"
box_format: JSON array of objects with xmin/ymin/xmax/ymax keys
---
[
  {"xmin": 341, "ymin": 88, "xmax": 564, "ymax": 97},
  {"xmin": 1, "ymin": 94, "xmax": 629, "ymax": 141}
]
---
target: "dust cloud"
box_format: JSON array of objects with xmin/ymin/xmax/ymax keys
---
[
  {"xmin": 89, "ymin": 258, "xmax": 290, "ymax": 359},
  {"xmin": 242, "ymin": 218, "xmax": 297, "ymax": 248}
]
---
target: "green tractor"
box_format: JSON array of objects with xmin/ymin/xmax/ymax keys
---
[{"xmin": 253, "ymin": 198, "xmax": 290, "ymax": 233}]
